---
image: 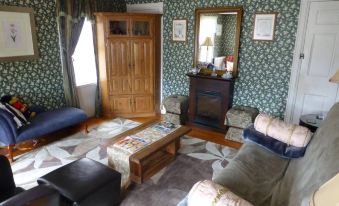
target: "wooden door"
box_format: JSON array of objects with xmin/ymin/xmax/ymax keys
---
[
  {"xmin": 110, "ymin": 96, "xmax": 133, "ymax": 114},
  {"xmin": 131, "ymin": 39, "xmax": 154, "ymax": 95},
  {"xmin": 292, "ymin": 1, "xmax": 339, "ymax": 123},
  {"xmin": 107, "ymin": 39, "xmax": 132, "ymax": 95},
  {"xmin": 133, "ymin": 95, "xmax": 154, "ymax": 113}
]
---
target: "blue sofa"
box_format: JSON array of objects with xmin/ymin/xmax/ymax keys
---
[{"xmin": 0, "ymin": 107, "xmax": 87, "ymax": 161}]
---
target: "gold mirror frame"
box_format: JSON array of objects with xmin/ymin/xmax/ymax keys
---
[{"xmin": 194, "ymin": 7, "xmax": 243, "ymax": 78}]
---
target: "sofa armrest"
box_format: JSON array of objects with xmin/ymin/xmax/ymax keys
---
[
  {"xmin": 0, "ymin": 185, "xmax": 60, "ymax": 206},
  {"xmin": 30, "ymin": 105, "xmax": 46, "ymax": 114},
  {"xmin": 0, "ymin": 110, "xmax": 17, "ymax": 145}
]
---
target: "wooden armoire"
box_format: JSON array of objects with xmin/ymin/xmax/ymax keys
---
[{"xmin": 95, "ymin": 13, "xmax": 161, "ymax": 118}]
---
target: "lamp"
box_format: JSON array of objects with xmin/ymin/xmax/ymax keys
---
[
  {"xmin": 330, "ymin": 69, "xmax": 339, "ymax": 83},
  {"xmin": 311, "ymin": 173, "xmax": 339, "ymax": 206},
  {"xmin": 201, "ymin": 37, "xmax": 214, "ymax": 62}
]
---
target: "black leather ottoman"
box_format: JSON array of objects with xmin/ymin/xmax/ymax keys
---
[{"xmin": 38, "ymin": 158, "xmax": 121, "ymax": 206}]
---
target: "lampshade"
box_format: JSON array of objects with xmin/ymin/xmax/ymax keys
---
[
  {"xmin": 311, "ymin": 173, "xmax": 339, "ymax": 206},
  {"xmin": 201, "ymin": 37, "xmax": 214, "ymax": 47},
  {"xmin": 329, "ymin": 69, "xmax": 339, "ymax": 83}
]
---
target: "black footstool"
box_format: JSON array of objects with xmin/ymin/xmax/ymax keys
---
[{"xmin": 38, "ymin": 158, "xmax": 121, "ymax": 206}]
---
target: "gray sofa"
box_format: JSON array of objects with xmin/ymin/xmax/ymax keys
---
[{"xmin": 180, "ymin": 102, "xmax": 339, "ymax": 206}]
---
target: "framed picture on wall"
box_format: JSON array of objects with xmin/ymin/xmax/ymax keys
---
[
  {"xmin": 172, "ymin": 19, "xmax": 187, "ymax": 42},
  {"xmin": 253, "ymin": 12, "xmax": 278, "ymax": 41},
  {"xmin": 0, "ymin": 6, "xmax": 39, "ymax": 62}
]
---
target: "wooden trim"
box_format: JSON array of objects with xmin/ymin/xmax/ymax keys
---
[
  {"xmin": 285, "ymin": 0, "xmax": 312, "ymax": 123},
  {"xmin": 154, "ymin": 15, "xmax": 162, "ymax": 115},
  {"xmin": 7, "ymin": 144, "xmax": 14, "ymax": 162},
  {"xmin": 95, "ymin": 15, "xmax": 110, "ymax": 116},
  {"xmin": 94, "ymin": 12, "xmax": 161, "ymax": 18},
  {"xmin": 252, "ymin": 12, "xmax": 278, "ymax": 42},
  {"xmin": 0, "ymin": 6, "xmax": 39, "ymax": 62},
  {"xmin": 193, "ymin": 6, "xmax": 243, "ymax": 78}
]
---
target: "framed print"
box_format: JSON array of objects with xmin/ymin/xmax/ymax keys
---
[
  {"xmin": 172, "ymin": 19, "xmax": 187, "ymax": 42},
  {"xmin": 0, "ymin": 6, "xmax": 39, "ymax": 62},
  {"xmin": 253, "ymin": 13, "xmax": 277, "ymax": 41}
]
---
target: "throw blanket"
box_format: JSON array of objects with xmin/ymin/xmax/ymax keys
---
[
  {"xmin": 187, "ymin": 180, "xmax": 253, "ymax": 206},
  {"xmin": 254, "ymin": 113, "xmax": 312, "ymax": 147}
]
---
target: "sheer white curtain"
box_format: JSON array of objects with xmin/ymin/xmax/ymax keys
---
[{"xmin": 199, "ymin": 15, "xmax": 218, "ymax": 62}]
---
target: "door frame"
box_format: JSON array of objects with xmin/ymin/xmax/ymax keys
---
[{"xmin": 284, "ymin": 0, "xmax": 339, "ymax": 123}]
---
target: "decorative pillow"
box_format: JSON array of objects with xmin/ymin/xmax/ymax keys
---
[
  {"xmin": 0, "ymin": 102, "xmax": 28, "ymax": 128},
  {"xmin": 243, "ymin": 125, "xmax": 309, "ymax": 158},
  {"xmin": 0, "ymin": 95, "xmax": 36, "ymax": 119},
  {"xmin": 187, "ymin": 180, "xmax": 253, "ymax": 206},
  {"xmin": 254, "ymin": 113, "xmax": 312, "ymax": 148}
]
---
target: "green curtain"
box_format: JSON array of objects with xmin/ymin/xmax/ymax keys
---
[
  {"xmin": 56, "ymin": 0, "xmax": 94, "ymax": 108},
  {"xmin": 56, "ymin": 0, "xmax": 124, "ymax": 114}
]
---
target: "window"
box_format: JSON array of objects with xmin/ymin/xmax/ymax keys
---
[{"xmin": 72, "ymin": 18, "xmax": 97, "ymax": 86}]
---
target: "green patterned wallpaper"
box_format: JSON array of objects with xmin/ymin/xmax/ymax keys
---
[
  {"xmin": 125, "ymin": 0, "xmax": 300, "ymax": 118},
  {"xmin": 214, "ymin": 14, "xmax": 237, "ymax": 57},
  {"xmin": 0, "ymin": 0, "xmax": 65, "ymax": 109},
  {"xmin": 0, "ymin": 0, "xmax": 126, "ymax": 110},
  {"xmin": 221, "ymin": 15, "xmax": 237, "ymax": 56}
]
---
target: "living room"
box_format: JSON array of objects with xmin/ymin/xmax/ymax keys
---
[{"xmin": 0, "ymin": 0, "xmax": 338, "ymax": 205}]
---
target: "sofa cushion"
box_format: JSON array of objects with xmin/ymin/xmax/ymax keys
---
[
  {"xmin": 213, "ymin": 142, "xmax": 289, "ymax": 205},
  {"xmin": 254, "ymin": 113, "xmax": 312, "ymax": 148},
  {"xmin": 17, "ymin": 107, "xmax": 87, "ymax": 142},
  {"xmin": 270, "ymin": 102, "xmax": 339, "ymax": 206},
  {"xmin": 243, "ymin": 125, "xmax": 308, "ymax": 158}
]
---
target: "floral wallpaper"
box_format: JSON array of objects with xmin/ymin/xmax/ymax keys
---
[
  {"xmin": 221, "ymin": 15, "xmax": 237, "ymax": 56},
  {"xmin": 97, "ymin": 0, "xmax": 127, "ymax": 12},
  {"xmin": 214, "ymin": 14, "xmax": 237, "ymax": 57},
  {"xmin": 0, "ymin": 0, "xmax": 65, "ymax": 109},
  {"xmin": 125, "ymin": 0, "xmax": 300, "ymax": 118},
  {"xmin": 0, "ymin": 0, "xmax": 126, "ymax": 110}
]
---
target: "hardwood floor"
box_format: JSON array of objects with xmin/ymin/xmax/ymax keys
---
[{"xmin": 0, "ymin": 115, "xmax": 242, "ymax": 160}]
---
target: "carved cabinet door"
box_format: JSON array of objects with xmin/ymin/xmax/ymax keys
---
[
  {"xmin": 130, "ymin": 39, "xmax": 154, "ymax": 95},
  {"xmin": 107, "ymin": 39, "xmax": 132, "ymax": 95}
]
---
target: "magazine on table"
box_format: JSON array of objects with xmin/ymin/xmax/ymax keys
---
[
  {"xmin": 114, "ymin": 135, "xmax": 150, "ymax": 153},
  {"xmin": 152, "ymin": 121, "xmax": 176, "ymax": 133}
]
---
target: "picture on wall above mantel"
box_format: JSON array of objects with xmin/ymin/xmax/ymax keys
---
[
  {"xmin": 0, "ymin": 6, "xmax": 39, "ymax": 62},
  {"xmin": 172, "ymin": 19, "xmax": 187, "ymax": 42},
  {"xmin": 253, "ymin": 12, "xmax": 278, "ymax": 41}
]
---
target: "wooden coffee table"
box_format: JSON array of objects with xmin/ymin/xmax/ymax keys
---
[{"xmin": 107, "ymin": 119, "xmax": 191, "ymax": 186}]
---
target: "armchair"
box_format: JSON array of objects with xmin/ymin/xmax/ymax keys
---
[{"xmin": 0, "ymin": 155, "xmax": 60, "ymax": 206}]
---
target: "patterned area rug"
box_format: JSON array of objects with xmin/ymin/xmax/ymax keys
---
[
  {"xmin": 12, "ymin": 118, "xmax": 141, "ymax": 189},
  {"xmin": 11, "ymin": 118, "xmax": 237, "ymax": 205},
  {"xmin": 121, "ymin": 137, "xmax": 237, "ymax": 206}
]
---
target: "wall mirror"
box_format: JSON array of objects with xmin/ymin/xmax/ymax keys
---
[{"xmin": 194, "ymin": 7, "xmax": 243, "ymax": 77}]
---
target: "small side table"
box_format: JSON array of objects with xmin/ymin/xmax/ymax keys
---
[{"xmin": 299, "ymin": 114, "xmax": 324, "ymax": 133}]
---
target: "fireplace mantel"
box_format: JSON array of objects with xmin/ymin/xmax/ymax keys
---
[{"xmin": 186, "ymin": 73, "xmax": 234, "ymax": 133}]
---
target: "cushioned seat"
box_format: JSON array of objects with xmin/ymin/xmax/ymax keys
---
[
  {"xmin": 17, "ymin": 107, "xmax": 87, "ymax": 142},
  {"xmin": 180, "ymin": 103, "xmax": 339, "ymax": 206},
  {"xmin": 0, "ymin": 106, "xmax": 87, "ymax": 161},
  {"xmin": 213, "ymin": 142, "xmax": 289, "ymax": 205}
]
